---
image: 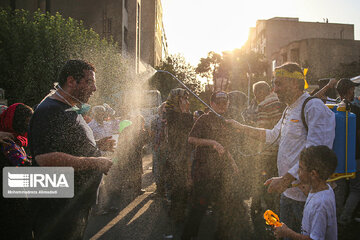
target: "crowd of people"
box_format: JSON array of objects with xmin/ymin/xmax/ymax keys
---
[
  {"xmin": 0, "ymin": 60, "xmax": 359, "ymax": 240},
  {"xmin": 151, "ymin": 62, "xmax": 360, "ymax": 240}
]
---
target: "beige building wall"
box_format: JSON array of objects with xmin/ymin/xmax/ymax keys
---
[
  {"xmin": 246, "ymin": 17, "xmax": 355, "ymax": 76},
  {"xmin": 244, "ymin": 27, "xmax": 256, "ymax": 54},
  {"xmin": 161, "ymin": 21, "xmax": 168, "ymax": 60},
  {"xmin": 141, "ymin": 0, "xmax": 164, "ymax": 67},
  {"xmin": 126, "ymin": 0, "xmax": 141, "ymax": 73},
  {"xmin": 254, "ymin": 17, "xmax": 354, "ymax": 57},
  {"xmin": 272, "ymin": 38, "xmax": 360, "ymax": 82}
]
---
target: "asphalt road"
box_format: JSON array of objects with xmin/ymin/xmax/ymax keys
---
[
  {"xmin": 84, "ymin": 154, "xmax": 216, "ymax": 240},
  {"xmin": 83, "ymin": 153, "xmax": 360, "ymax": 240}
]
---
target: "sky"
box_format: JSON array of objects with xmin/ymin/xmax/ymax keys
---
[{"xmin": 161, "ymin": 0, "xmax": 360, "ymax": 66}]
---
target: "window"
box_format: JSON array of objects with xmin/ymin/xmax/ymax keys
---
[
  {"xmin": 124, "ymin": 26, "xmax": 128, "ymax": 46},
  {"xmin": 10, "ymin": 0, "xmax": 15, "ymax": 10},
  {"xmin": 46, "ymin": 0, "xmax": 51, "ymax": 12},
  {"xmin": 124, "ymin": 0, "xmax": 129, "ymax": 12},
  {"xmin": 108, "ymin": 18, "xmax": 112, "ymax": 33},
  {"xmin": 103, "ymin": 10, "xmax": 107, "ymax": 34},
  {"xmin": 290, "ymin": 48, "xmax": 299, "ymax": 63}
]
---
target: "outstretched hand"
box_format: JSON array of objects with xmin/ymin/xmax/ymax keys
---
[
  {"xmin": 96, "ymin": 136, "xmax": 116, "ymax": 152},
  {"xmin": 273, "ymin": 223, "xmax": 290, "ymax": 239},
  {"xmin": 0, "ymin": 131, "xmax": 15, "ymax": 146},
  {"xmin": 264, "ymin": 176, "xmax": 289, "ymax": 194}
]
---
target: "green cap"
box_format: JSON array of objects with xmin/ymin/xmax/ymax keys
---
[{"xmin": 118, "ymin": 120, "xmax": 132, "ymax": 133}]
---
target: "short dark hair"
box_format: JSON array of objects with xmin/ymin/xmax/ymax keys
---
[
  {"xmin": 336, "ymin": 78, "xmax": 359, "ymax": 97},
  {"xmin": 13, "ymin": 104, "xmax": 33, "ymax": 133},
  {"xmin": 300, "ymin": 145, "xmax": 338, "ymax": 180},
  {"xmin": 275, "ymin": 62, "xmax": 304, "ymax": 90},
  {"xmin": 58, "ymin": 60, "xmax": 95, "ymax": 87}
]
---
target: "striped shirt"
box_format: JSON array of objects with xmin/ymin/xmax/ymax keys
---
[{"xmin": 256, "ymin": 92, "xmax": 286, "ymax": 129}]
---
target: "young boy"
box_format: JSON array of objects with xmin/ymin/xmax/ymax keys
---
[{"xmin": 274, "ymin": 145, "xmax": 338, "ymax": 240}]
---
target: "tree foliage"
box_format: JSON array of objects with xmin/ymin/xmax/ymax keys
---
[
  {"xmin": 0, "ymin": 8, "xmax": 127, "ymax": 107},
  {"xmin": 150, "ymin": 54, "xmax": 202, "ymax": 99},
  {"xmin": 196, "ymin": 51, "xmax": 222, "ymax": 83},
  {"xmin": 195, "ymin": 49, "xmax": 268, "ymax": 93}
]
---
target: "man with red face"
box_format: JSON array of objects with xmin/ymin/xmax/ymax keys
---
[
  {"xmin": 29, "ymin": 60, "xmax": 113, "ymax": 239},
  {"xmin": 227, "ymin": 62, "xmax": 335, "ymax": 238}
]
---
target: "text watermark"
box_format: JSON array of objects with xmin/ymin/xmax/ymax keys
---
[{"xmin": 3, "ymin": 167, "xmax": 74, "ymax": 198}]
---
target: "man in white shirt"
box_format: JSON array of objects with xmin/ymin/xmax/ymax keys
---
[{"xmin": 227, "ymin": 62, "xmax": 335, "ymax": 236}]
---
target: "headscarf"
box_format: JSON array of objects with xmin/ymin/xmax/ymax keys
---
[
  {"xmin": 165, "ymin": 88, "xmax": 189, "ymax": 113},
  {"xmin": 0, "ymin": 103, "xmax": 29, "ymax": 147}
]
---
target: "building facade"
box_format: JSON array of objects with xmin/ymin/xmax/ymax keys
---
[
  {"xmin": 272, "ymin": 38, "xmax": 360, "ymax": 81},
  {"xmin": 141, "ymin": 0, "xmax": 167, "ymax": 68},
  {"xmin": 245, "ymin": 17, "xmax": 355, "ymax": 77},
  {"xmin": 0, "ymin": 0, "xmax": 167, "ymax": 73}
]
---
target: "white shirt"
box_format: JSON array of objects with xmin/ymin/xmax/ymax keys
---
[
  {"xmin": 301, "ymin": 185, "xmax": 337, "ymax": 240},
  {"xmin": 266, "ymin": 92, "xmax": 335, "ymax": 201}
]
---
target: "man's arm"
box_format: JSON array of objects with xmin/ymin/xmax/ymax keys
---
[
  {"xmin": 188, "ymin": 136, "xmax": 225, "ymax": 155},
  {"xmin": 225, "ymin": 120, "xmax": 267, "ymax": 142},
  {"xmin": 188, "ymin": 136, "xmax": 239, "ymax": 173},
  {"xmin": 264, "ymin": 172, "xmax": 296, "ymax": 194},
  {"xmin": 35, "ymin": 152, "xmax": 113, "ymax": 173},
  {"xmin": 226, "ymin": 117, "xmax": 289, "ymax": 193},
  {"xmin": 313, "ymin": 78, "xmax": 337, "ymax": 100}
]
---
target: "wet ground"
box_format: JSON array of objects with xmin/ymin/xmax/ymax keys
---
[
  {"xmin": 84, "ymin": 154, "xmax": 216, "ymax": 240},
  {"xmin": 83, "ymin": 154, "xmax": 360, "ymax": 240}
]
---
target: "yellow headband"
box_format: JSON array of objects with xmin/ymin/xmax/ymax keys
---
[{"xmin": 274, "ymin": 68, "xmax": 309, "ymax": 89}]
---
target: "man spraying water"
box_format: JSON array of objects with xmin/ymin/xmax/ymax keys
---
[{"xmin": 227, "ymin": 62, "xmax": 335, "ymax": 237}]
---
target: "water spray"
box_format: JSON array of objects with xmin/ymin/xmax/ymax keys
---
[
  {"xmin": 156, "ymin": 70, "xmax": 284, "ymax": 158},
  {"xmin": 156, "ymin": 70, "xmax": 224, "ymax": 120}
]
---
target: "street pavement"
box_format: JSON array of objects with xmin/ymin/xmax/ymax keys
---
[
  {"xmin": 83, "ymin": 153, "xmax": 360, "ymax": 240},
  {"xmin": 84, "ymin": 154, "xmax": 216, "ymax": 240}
]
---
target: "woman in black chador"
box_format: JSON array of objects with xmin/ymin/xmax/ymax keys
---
[{"xmin": 164, "ymin": 88, "xmax": 194, "ymax": 222}]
